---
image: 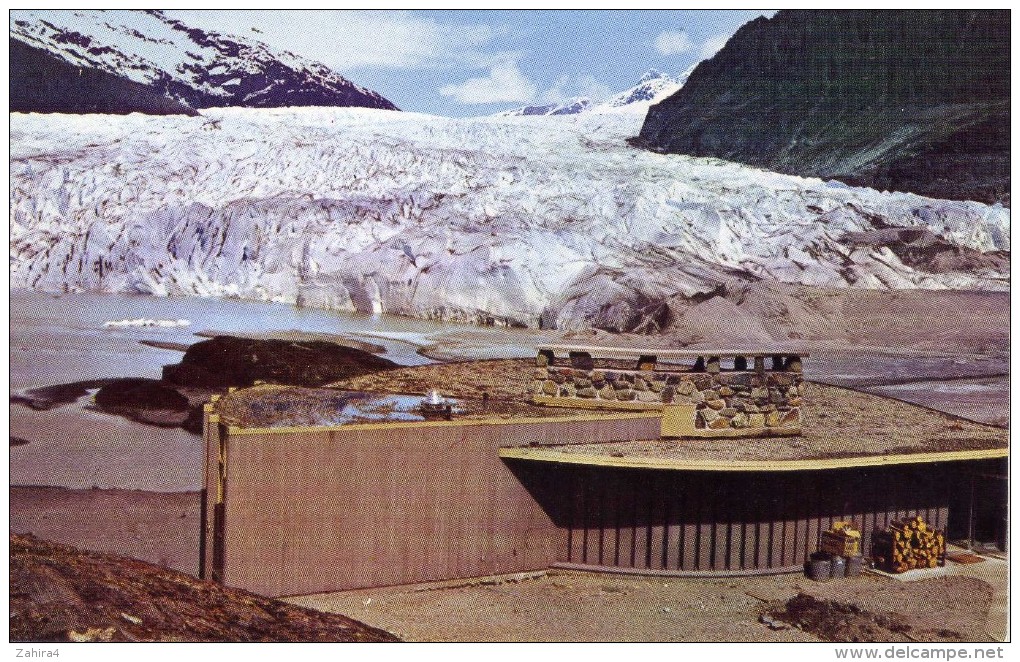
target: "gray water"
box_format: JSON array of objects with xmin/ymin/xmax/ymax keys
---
[
  {"xmin": 9, "ymin": 290, "xmax": 531, "ymax": 490},
  {"xmin": 9, "ymin": 290, "xmax": 1008, "ymax": 490},
  {"xmin": 9, "ymin": 289, "xmax": 490, "ymax": 390}
]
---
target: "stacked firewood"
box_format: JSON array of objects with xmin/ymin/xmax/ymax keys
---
[{"xmin": 872, "ymin": 516, "xmax": 946, "ymax": 573}]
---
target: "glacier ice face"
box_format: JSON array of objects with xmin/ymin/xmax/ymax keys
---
[{"xmin": 9, "ymin": 107, "xmax": 1010, "ymax": 331}]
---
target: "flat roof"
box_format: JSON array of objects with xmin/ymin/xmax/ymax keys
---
[
  {"xmin": 499, "ymin": 446, "xmax": 1007, "ymax": 472},
  {"xmin": 226, "ymin": 359, "xmax": 1004, "ymax": 466},
  {"xmin": 503, "ymin": 381, "xmax": 1007, "ymax": 466},
  {"xmin": 536, "ymin": 344, "xmax": 809, "ymax": 359}
]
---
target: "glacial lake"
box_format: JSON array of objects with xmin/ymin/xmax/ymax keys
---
[
  {"xmin": 9, "ymin": 289, "xmax": 1008, "ymax": 491},
  {"xmin": 9, "ymin": 289, "xmax": 537, "ymax": 491}
]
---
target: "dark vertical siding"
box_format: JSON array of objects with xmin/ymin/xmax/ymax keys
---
[
  {"xmin": 206, "ymin": 399, "xmax": 1004, "ymax": 593},
  {"xmin": 548, "ymin": 463, "xmax": 971, "ymax": 575}
]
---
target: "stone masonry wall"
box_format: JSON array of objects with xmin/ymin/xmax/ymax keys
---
[{"xmin": 531, "ymin": 366, "xmax": 804, "ymax": 432}]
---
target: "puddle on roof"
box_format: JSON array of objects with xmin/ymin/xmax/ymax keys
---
[{"xmin": 285, "ymin": 392, "xmax": 465, "ymax": 427}]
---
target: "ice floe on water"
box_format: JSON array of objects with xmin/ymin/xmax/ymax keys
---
[{"xmin": 103, "ymin": 318, "xmax": 191, "ymax": 328}]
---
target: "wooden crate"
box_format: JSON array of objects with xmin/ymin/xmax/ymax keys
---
[{"xmin": 821, "ymin": 530, "xmax": 861, "ymax": 557}]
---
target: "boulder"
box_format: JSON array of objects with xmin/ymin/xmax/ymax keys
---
[
  {"xmin": 162, "ymin": 336, "xmax": 398, "ymax": 388},
  {"xmin": 95, "ymin": 378, "xmax": 189, "ymax": 411},
  {"xmin": 780, "ymin": 408, "xmax": 801, "ymax": 426},
  {"xmin": 708, "ymin": 417, "xmax": 731, "ymax": 429}
]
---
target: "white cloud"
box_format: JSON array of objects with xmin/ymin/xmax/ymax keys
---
[
  {"xmin": 166, "ymin": 10, "xmax": 495, "ymax": 70},
  {"xmin": 699, "ymin": 33, "xmax": 732, "ymax": 59},
  {"xmin": 654, "ymin": 30, "xmax": 694, "ymax": 56},
  {"xmin": 540, "ymin": 74, "xmax": 612, "ymax": 104},
  {"xmin": 439, "ymin": 55, "xmax": 537, "ymax": 105}
]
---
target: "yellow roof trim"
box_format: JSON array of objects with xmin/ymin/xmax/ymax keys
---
[
  {"xmin": 497, "ymin": 446, "xmax": 1007, "ymax": 472},
  {"xmin": 224, "ymin": 411, "xmax": 658, "ymax": 436}
]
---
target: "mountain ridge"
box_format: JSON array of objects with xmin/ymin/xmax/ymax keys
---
[
  {"xmin": 9, "ymin": 9, "xmax": 398, "ymax": 113},
  {"xmin": 635, "ymin": 10, "xmax": 1009, "ymax": 205},
  {"xmin": 495, "ymin": 69, "xmax": 689, "ymax": 117}
]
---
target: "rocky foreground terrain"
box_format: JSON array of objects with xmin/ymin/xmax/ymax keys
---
[
  {"xmin": 10, "ymin": 533, "xmax": 399, "ymax": 642},
  {"xmin": 637, "ymin": 10, "xmax": 1010, "ymax": 205}
]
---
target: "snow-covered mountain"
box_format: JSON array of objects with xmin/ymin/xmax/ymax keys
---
[
  {"xmin": 495, "ymin": 97, "xmax": 592, "ymax": 117},
  {"xmin": 9, "ymin": 9, "xmax": 397, "ymax": 112},
  {"xmin": 495, "ymin": 69, "xmax": 689, "ymax": 118},
  {"xmin": 593, "ymin": 68, "xmax": 690, "ymax": 113},
  {"xmin": 9, "ymin": 108, "xmax": 1009, "ymax": 332}
]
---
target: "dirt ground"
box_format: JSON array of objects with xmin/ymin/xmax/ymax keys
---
[
  {"xmin": 289, "ymin": 559, "xmax": 1006, "ymax": 643},
  {"xmin": 332, "ymin": 358, "xmax": 537, "ymax": 399},
  {"xmin": 11, "ymin": 484, "xmax": 1006, "ymax": 643},
  {"xmin": 10, "ymin": 486, "xmax": 202, "ymax": 576}
]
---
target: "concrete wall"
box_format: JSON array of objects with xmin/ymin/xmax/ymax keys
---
[{"xmin": 204, "ymin": 413, "xmax": 660, "ymax": 597}]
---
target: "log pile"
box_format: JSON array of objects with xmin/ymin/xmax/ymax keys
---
[{"xmin": 872, "ymin": 516, "xmax": 946, "ymax": 573}]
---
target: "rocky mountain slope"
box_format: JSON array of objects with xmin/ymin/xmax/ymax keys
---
[
  {"xmin": 10, "ymin": 38, "xmax": 199, "ymax": 116},
  {"xmin": 10, "ymin": 9, "xmax": 397, "ymax": 113},
  {"xmin": 635, "ymin": 10, "xmax": 1010, "ymax": 205},
  {"xmin": 496, "ymin": 69, "xmax": 688, "ymax": 117},
  {"xmin": 10, "ymin": 533, "xmax": 399, "ymax": 642},
  {"xmin": 9, "ymin": 108, "xmax": 1009, "ymax": 333}
]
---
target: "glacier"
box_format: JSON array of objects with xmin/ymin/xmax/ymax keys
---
[{"xmin": 9, "ymin": 107, "xmax": 1010, "ymax": 331}]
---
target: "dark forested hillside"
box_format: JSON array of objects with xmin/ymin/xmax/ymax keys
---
[{"xmin": 635, "ymin": 10, "xmax": 1010, "ymax": 205}]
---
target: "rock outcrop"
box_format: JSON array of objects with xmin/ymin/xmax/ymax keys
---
[
  {"xmin": 161, "ymin": 336, "xmax": 399, "ymax": 388},
  {"xmin": 10, "ymin": 39, "xmax": 200, "ymax": 116},
  {"xmin": 636, "ymin": 10, "xmax": 1010, "ymax": 205},
  {"xmin": 10, "ymin": 533, "xmax": 399, "ymax": 642}
]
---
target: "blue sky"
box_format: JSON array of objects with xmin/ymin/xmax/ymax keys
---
[{"xmin": 167, "ymin": 10, "xmax": 773, "ymax": 116}]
